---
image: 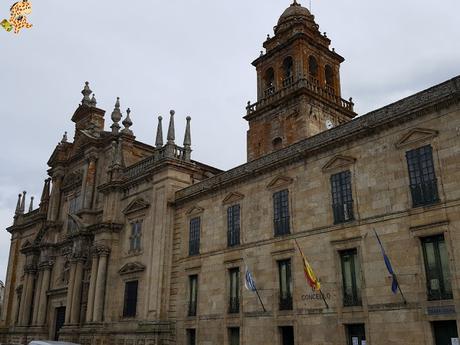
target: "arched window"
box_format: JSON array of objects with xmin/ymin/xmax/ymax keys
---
[
  {"xmin": 272, "ymin": 137, "xmax": 283, "ymax": 150},
  {"xmin": 282, "ymin": 57, "xmax": 294, "ymax": 87},
  {"xmin": 325, "ymin": 65, "xmax": 334, "ymax": 88},
  {"xmin": 308, "ymin": 56, "xmax": 318, "ymax": 79},
  {"xmin": 264, "ymin": 68, "xmax": 275, "ymax": 96}
]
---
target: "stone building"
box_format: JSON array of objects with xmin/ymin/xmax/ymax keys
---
[
  {"xmin": 0, "ymin": 281, "xmax": 4, "ymax": 322},
  {"xmin": 1, "ymin": 2, "xmax": 460, "ymax": 345}
]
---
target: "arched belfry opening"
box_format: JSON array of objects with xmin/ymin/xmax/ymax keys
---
[
  {"xmin": 282, "ymin": 56, "xmax": 294, "ymax": 87},
  {"xmin": 308, "ymin": 56, "xmax": 318, "ymax": 82},
  {"xmin": 264, "ymin": 68, "xmax": 275, "ymax": 96}
]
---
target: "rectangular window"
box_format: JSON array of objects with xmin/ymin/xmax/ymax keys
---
[
  {"xmin": 278, "ymin": 259, "xmax": 293, "ymax": 310},
  {"xmin": 273, "ymin": 189, "xmax": 290, "ymax": 236},
  {"xmin": 421, "ymin": 235, "xmax": 452, "ymax": 300},
  {"xmin": 331, "ymin": 171, "xmax": 354, "ymax": 224},
  {"xmin": 186, "ymin": 329, "xmax": 196, "ymax": 345},
  {"xmin": 228, "ymin": 268, "xmax": 240, "ymax": 314},
  {"xmin": 123, "ymin": 280, "xmax": 138, "ymax": 318},
  {"xmin": 189, "ymin": 217, "xmax": 201, "ymax": 256},
  {"xmin": 129, "ymin": 221, "xmax": 142, "ymax": 252},
  {"xmin": 188, "ymin": 275, "xmax": 198, "ymax": 317},
  {"xmin": 227, "ymin": 204, "xmax": 241, "ymax": 247},
  {"xmin": 346, "ymin": 324, "xmax": 366, "ymax": 345},
  {"xmin": 406, "ymin": 145, "xmax": 439, "ymax": 207},
  {"xmin": 340, "ymin": 249, "xmax": 362, "ymax": 307},
  {"xmin": 228, "ymin": 327, "xmax": 240, "ymax": 345},
  {"xmin": 280, "ymin": 326, "xmax": 294, "ymax": 345}
]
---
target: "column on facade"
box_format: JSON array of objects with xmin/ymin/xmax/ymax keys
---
[
  {"xmin": 64, "ymin": 262, "xmax": 77, "ymax": 325},
  {"xmin": 70, "ymin": 260, "xmax": 84, "ymax": 324},
  {"xmin": 19, "ymin": 267, "xmax": 36, "ymax": 326},
  {"xmin": 47, "ymin": 171, "xmax": 64, "ymax": 221},
  {"xmin": 82, "ymin": 155, "xmax": 97, "ymax": 210},
  {"xmin": 92, "ymin": 248, "xmax": 110, "ymax": 322},
  {"xmin": 17, "ymin": 275, "xmax": 28, "ymax": 326},
  {"xmin": 36, "ymin": 262, "xmax": 53, "ymax": 325},
  {"xmin": 31, "ymin": 269, "xmax": 43, "ymax": 325},
  {"xmin": 85, "ymin": 253, "xmax": 99, "ymax": 323}
]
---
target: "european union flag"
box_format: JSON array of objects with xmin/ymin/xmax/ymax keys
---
[{"xmin": 374, "ymin": 229, "xmax": 399, "ymax": 294}]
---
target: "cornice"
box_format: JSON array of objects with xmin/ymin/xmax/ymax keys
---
[{"xmin": 175, "ymin": 76, "xmax": 460, "ymax": 205}]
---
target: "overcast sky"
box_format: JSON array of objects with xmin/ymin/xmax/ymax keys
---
[{"xmin": 0, "ymin": 0, "xmax": 459, "ymax": 283}]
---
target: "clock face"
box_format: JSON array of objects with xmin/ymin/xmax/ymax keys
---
[{"xmin": 325, "ymin": 119, "xmax": 334, "ymax": 129}]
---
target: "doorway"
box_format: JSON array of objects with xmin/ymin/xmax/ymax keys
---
[
  {"xmin": 346, "ymin": 324, "xmax": 366, "ymax": 345},
  {"xmin": 54, "ymin": 307, "xmax": 66, "ymax": 341},
  {"xmin": 433, "ymin": 321, "xmax": 458, "ymax": 345},
  {"xmin": 280, "ymin": 326, "xmax": 294, "ymax": 345}
]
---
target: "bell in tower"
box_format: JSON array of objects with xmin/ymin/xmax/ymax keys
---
[{"xmin": 244, "ymin": 1, "xmax": 356, "ymax": 161}]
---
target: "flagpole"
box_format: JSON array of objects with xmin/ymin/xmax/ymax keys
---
[
  {"xmin": 373, "ymin": 229, "xmax": 407, "ymax": 305},
  {"xmin": 243, "ymin": 258, "xmax": 267, "ymax": 312},
  {"xmin": 294, "ymin": 239, "xmax": 329, "ymax": 309}
]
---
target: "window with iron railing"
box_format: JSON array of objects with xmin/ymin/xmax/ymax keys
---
[
  {"xmin": 421, "ymin": 235, "xmax": 453, "ymax": 301},
  {"xmin": 273, "ymin": 189, "xmax": 290, "ymax": 236},
  {"xmin": 406, "ymin": 145, "xmax": 439, "ymax": 207},
  {"xmin": 278, "ymin": 259, "xmax": 293, "ymax": 310},
  {"xmin": 340, "ymin": 249, "xmax": 362, "ymax": 307},
  {"xmin": 188, "ymin": 275, "xmax": 198, "ymax": 316},
  {"xmin": 228, "ymin": 268, "xmax": 240, "ymax": 314},
  {"xmin": 227, "ymin": 205, "xmax": 241, "ymax": 247},
  {"xmin": 331, "ymin": 171, "xmax": 354, "ymax": 224},
  {"xmin": 189, "ymin": 217, "xmax": 200, "ymax": 256}
]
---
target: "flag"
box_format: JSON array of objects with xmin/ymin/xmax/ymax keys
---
[
  {"xmin": 374, "ymin": 229, "xmax": 399, "ymax": 294},
  {"xmin": 245, "ymin": 266, "xmax": 257, "ymax": 292},
  {"xmin": 295, "ymin": 240, "xmax": 321, "ymax": 291}
]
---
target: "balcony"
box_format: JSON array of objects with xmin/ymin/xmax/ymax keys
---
[
  {"xmin": 188, "ymin": 301, "xmax": 197, "ymax": 317},
  {"xmin": 228, "ymin": 297, "xmax": 240, "ymax": 314},
  {"xmin": 279, "ymin": 295, "xmax": 293, "ymax": 311},
  {"xmin": 410, "ymin": 179, "xmax": 439, "ymax": 207},
  {"xmin": 343, "ymin": 293, "xmax": 362, "ymax": 307},
  {"xmin": 247, "ymin": 75, "xmax": 354, "ymax": 117}
]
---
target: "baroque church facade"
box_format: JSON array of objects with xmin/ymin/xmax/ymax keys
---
[{"xmin": 2, "ymin": 2, "xmax": 460, "ymax": 345}]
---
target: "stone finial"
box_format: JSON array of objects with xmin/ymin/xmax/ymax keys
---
[
  {"xmin": 81, "ymin": 82, "xmax": 92, "ymax": 106},
  {"xmin": 292, "ymin": 0, "xmax": 300, "ymax": 6},
  {"xmin": 61, "ymin": 131, "xmax": 68, "ymax": 143},
  {"xmin": 15, "ymin": 193, "xmax": 22, "ymax": 215},
  {"xmin": 167, "ymin": 110, "xmax": 175, "ymax": 144},
  {"xmin": 111, "ymin": 97, "xmax": 122, "ymax": 134},
  {"xmin": 266, "ymin": 34, "xmax": 270, "ymax": 40},
  {"xmin": 28, "ymin": 196, "xmax": 34, "ymax": 213},
  {"xmin": 20, "ymin": 191, "xmax": 26, "ymax": 213},
  {"xmin": 155, "ymin": 116, "xmax": 164, "ymax": 147},
  {"xmin": 183, "ymin": 116, "xmax": 191, "ymax": 147},
  {"xmin": 121, "ymin": 108, "xmax": 134, "ymax": 135},
  {"xmin": 90, "ymin": 94, "xmax": 97, "ymax": 107}
]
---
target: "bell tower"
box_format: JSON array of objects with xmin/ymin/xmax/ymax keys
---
[{"xmin": 245, "ymin": 1, "xmax": 356, "ymax": 161}]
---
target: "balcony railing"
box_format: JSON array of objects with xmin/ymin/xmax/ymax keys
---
[
  {"xmin": 247, "ymin": 75, "xmax": 354, "ymax": 116},
  {"xmin": 282, "ymin": 76, "xmax": 294, "ymax": 88},
  {"xmin": 343, "ymin": 293, "xmax": 362, "ymax": 307},
  {"xmin": 279, "ymin": 295, "xmax": 293, "ymax": 311},
  {"xmin": 332, "ymin": 201, "xmax": 354, "ymax": 224},
  {"xmin": 228, "ymin": 297, "xmax": 240, "ymax": 314},
  {"xmin": 410, "ymin": 179, "xmax": 439, "ymax": 207},
  {"xmin": 188, "ymin": 301, "xmax": 197, "ymax": 317},
  {"xmin": 274, "ymin": 217, "xmax": 290, "ymax": 236}
]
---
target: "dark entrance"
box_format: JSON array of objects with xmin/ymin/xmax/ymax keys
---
[
  {"xmin": 433, "ymin": 321, "xmax": 458, "ymax": 345},
  {"xmin": 280, "ymin": 326, "xmax": 294, "ymax": 345},
  {"xmin": 346, "ymin": 324, "xmax": 366, "ymax": 345},
  {"xmin": 54, "ymin": 307, "xmax": 66, "ymax": 340}
]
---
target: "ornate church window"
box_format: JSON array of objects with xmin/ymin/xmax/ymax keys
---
[
  {"xmin": 282, "ymin": 56, "xmax": 294, "ymax": 87},
  {"xmin": 264, "ymin": 68, "xmax": 275, "ymax": 96},
  {"xmin": 325, "ymin": 65, "xmax": 334, "ymax": 91},
  {"xmin": 308, "ymin": 56, "xmax": 318, "ymax": 81}
]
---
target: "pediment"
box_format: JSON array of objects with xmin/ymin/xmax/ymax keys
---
[
  {"xmin": 266, "ymin": 175, "xmax": 293, "ymax": 190},
  {"xmin": 21, "ymin": 240, "xmax": 32, "ymax": 249},
  {"xmin": 222, "ymin": 192, "xmax": 245, "ymax": 205},
  {"xmin": 396, "ymin": 128, "xmax": 438, "ymax": 149},
  {"xmin": 123, "ymin": 198, "xmax": 150, "ymax": 215},
  {"xmin": 119, "ymin": 262, "xmax": 146, "ymax": 275},
  {"xmin": 322, "ymin": 155, "xmax": 356, "ymax": 173},
  {"xmin": 186, "ymin": 205, "xmax": 204, "ymax": 216}
]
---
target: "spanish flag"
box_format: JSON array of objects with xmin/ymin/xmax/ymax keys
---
[{"xmin": 295, "ymin": 239, "xmax": 321, "ymax": 291}]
